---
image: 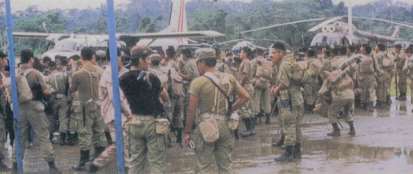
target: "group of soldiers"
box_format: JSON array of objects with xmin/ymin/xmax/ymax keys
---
[{"xmin": 0, "ymin": 39, "xmax": 412, "ymax": 173}]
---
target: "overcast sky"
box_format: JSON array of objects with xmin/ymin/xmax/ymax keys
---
[{"xmin": 8, "ymin": 0, "xmax": 413, "ymax": 12}]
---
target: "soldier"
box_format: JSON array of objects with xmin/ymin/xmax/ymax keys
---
[
  {"xmin": 392, "ymin": 44, "xmax": 407, "ymax": 101},
  {"xmin": 320, "ymin": 54, "xmax": 360, "ymax": 137},
  {"xmin": 251, "ymin": 48, "xmax": 272, "ymax": 124},
  {"xmin": 47, "ymin": 59, "xmax": 70, "ymax": 145},
  {"xmin": 120, "ymin": 47, "xmax": 169, "ymax": 174},
  {"xmin": 71, "ymin": 47, "xmax": 107, "ymax": 171},
  {"xmin": 88, "ymin": 54, "xmax": 132, "ymax": 172},
  {"xmin": 374, "ymin": 44, "xmax": 393, "ymax": 108},
  {"xmin": 183, "ymin": 48, "xmax": 249, "ymax": 174},
  {"xmin": 402, "ymin": 45, "xmax": 413, "ymax": 111},
  {"xmin": 302, "ymin": 48, "xmax": 322, "ymax": 112},
  {"xmin": 356, "ymin": 45, "xmax": 377, "ymax": 112},
  {"xmin": 163, "ymin": 46, "xmax": 185, "ymax": 144},
  {"xmin": 237, "ymin": 47, "xmax": 256, "ymax": 137},
  {"xmin": 0, "ymin": 51, "xmax": 10, "ymax": 171},
  {"xmin": 13, "ymin": 49, "xmax": 61, "ymax": 173},
  {"xmin": 271, "ymin": 41, "xmax": 304, "ymax": 161},
  {"xmin": 66, "ymin": 55, "xmax": 82, "ymax": 145}
]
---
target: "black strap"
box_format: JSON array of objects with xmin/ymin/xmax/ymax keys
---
[{"xmin": 203, "ymin": 75, "xmax": 233, "ymax": 116}]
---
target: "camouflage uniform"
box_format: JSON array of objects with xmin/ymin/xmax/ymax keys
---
[
  {"xmin": 357, "ymin": 54, "xmax": 377, "ymax": 110},
  {"xmin": 0, "ymin": 72, "xmax": 9, "ymax": 167},
  {"xmin": 251, "ymin": 56, "xmax": 272, "ymax": 123},
  {"xmin": 12, "ymin": 66, "xmax": 56, "ymax": 164},
  {"xmin": 71, "ymin": 62, "xmax": 107, "ymax": 170},
  {"xmin": 374, "ymin": 51, "xmax": 394, "ymax": 106},
  {"xmin": 189, "ymin": 70, "xmax": 243, "ymax": 174},
  {"xmin": 237, "ymin": 58, "xmax": 255, "ymax": 136},
  {"xmin": 393, "ymin": 52, "xmax": 407, "ymax": 100},
  {"xmin": 403, "ymin": 55, "xmax": 413, "ymax": 103},
  {"xmin": 47, "ymin": 69, "xmax": 70, "ymax": 143},
  {"xmin": 302, "ymin": 59, "xmax": 322, "ymax": 111},
  {"xmin": 273, "ymin": 55, "xmax": 304, "ymax": 150}
]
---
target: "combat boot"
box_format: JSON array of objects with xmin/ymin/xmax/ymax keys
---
[
  {"xmin": 274, "ymin": 145, "xmax": 295, "ymax": 162},
  {"xmin": 347, "ymin": 121, "xmax": 356, "ymax": 136},
  {"xmin": 72, "ymin": 150, "xmax": 90, "ymax": 171},
  {"xmin": 240, "ymin": 119, "xmax": 252, "ymax": 137},
  {"xmin": 265, "ymin": 113, "xmax": 271, "ymax": 124},
  {"xmin": 48, "ymin": 160, "xmax": 61, "ymax": 174},
  {"xmin": 250, "ymin": 118, "xmax": 256, "ymax": 136},
  {"xmin": 256, "ymin": 113, "xmax": 263, "ymax": 124},
  {"xmin": 367, "ymin": 102, "xmax": 375, "ymax": 112},
  {"xmin": 88, "ymin": 163, "xmax": 99, "ymax": 173},
  {"xmin": 12, "ymin": 162, "xmax": 17, "ymax": 173},
  {"xmin": 294, "ymin": 143, "xmax": 302, "ymax": 159},
  {"xmin": 272, "ymin": 134, "xmax": 284, "ymax": 147},
  {"xmin": 93, "ymin": 146, "xmax": 106, "ymax": 160},
  {"xmin": 327, "ymin": 123, "xmax": 340, "ymax": 137}
]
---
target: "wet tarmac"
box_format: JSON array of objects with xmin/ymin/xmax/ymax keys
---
[{"xmin": 5, "ymin": 97, "xmax": 413, "ymax": 174}]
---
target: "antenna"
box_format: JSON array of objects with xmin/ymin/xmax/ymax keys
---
[{"xmin": 348, "ymin": 1, "xmax": 353, "ymax": 45}]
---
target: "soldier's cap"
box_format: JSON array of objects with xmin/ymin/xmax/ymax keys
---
[
  {"xmin": 0, "ymin": 50, "xmax": 7, "ymax": 59},
  {"xmin": 195, "ymin": 48, "xmax": 216, "ymax": 61}
]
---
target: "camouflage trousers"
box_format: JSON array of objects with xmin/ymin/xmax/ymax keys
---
[
  {"xmin": 253, "ymin": 86, "xmax": 271, "ymax": 114},
  {"xmin": 328, "ymin": 99, "xmax": 354, "ymax": 124},
  {"xmin": 193, "ymin": 119, "xmax": 234, "ymax": 174},
  {"xmin": 358, "ymin": 75, "xmax": 377, "ymax": 104},
  {"xmin": 92, "ymin": 122, "xmax": 129, "ymax": 168},
  {"xmin": 239, "ymin": 84, "xmax": 255, "ymax": 119},
  {"xmin": 397, "ymin": 71, "xmax": 408, "ymax": 97},
  {"xmin": 127, "ymin": 116, "xmax": 166, "ymax": 174},
  {"xmin": 12, "ymin": 101, "xmax": 55, "ymax": 162},
  {"xmin": 78, "ymin": 102, "xmax": 107, "ymax": 151},
  {"xmin": 277, "ymin": 101, "xmax": 303, "ymax": 146},
  {"xmin": 0, "ymin": 116, "xmax": 7, "ymax": 160},
  {"xmin": 376, "ymin": 73, "xmax": 392, "ymax": 103},
  {"xmin": 51, "ymin": 95, "xmax": 69, "ymax": 132}
]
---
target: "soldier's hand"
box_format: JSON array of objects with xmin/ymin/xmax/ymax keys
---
[{"xmin": 271, "ymin": 86, "xmax": 280, "ymax": 96}]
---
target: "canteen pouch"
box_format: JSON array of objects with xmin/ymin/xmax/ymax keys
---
[
  {"xmin": 227, "ymin": 112, "xmax": 240, "ymax": 131},
  {"xmin": 155, "ymin": 118, "xmax": 170, "ymax": 135},
  {"xmin": 199, "ymin": 117, "xmax": 219, "ymax": 143}
]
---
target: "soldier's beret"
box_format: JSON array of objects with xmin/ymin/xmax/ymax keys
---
[{"xmin": 195, "ymin": 48, "xmax": 216, "ymax": 61}]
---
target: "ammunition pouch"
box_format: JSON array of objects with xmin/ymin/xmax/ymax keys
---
[{"xmin": 155, "ymin": 118, "xmax": 170, "ymax": 135}]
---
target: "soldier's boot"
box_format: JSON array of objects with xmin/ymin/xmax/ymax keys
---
[
  {"xmin": 375, "ymin": 101, "xmax": 382, "ymax": 109},
  {"xmin": 48, "ymin": 160, "xmax": 62, "ymax": 174},
  {"xmin": 399, "ymin": 92, "xmax": 406, "ymax": 101},
  {"xmin": 240, "ymin": 119, "xmax": 252, "ymax": 137},
  {"xmin": 272, "ymin": 134, "xmax": 285, "ymax": 147},
  {"xmin": 0, "ymin": 157, "xmax": 10, "ymax": 172},
  {"xmin": 294, "ymin": 143, "xmax": 302, "ymax": 159},
  {"xmin": 327, "ymin": 123, "xmax": 340, "ymax": 137},
  {"xmin": 265, "ymin": 113, "xmax": 271, "ymax": 124},
  {"xmin": 93, "ymin": 146, "xmax": 106, "ymax": 160},
  {"xmin": 367, "ymin": 102, "xmax": 375, "ymax": 112},
  {"xmin": 66, "ymin": 132, "xmax": 75, "ymax": 146},
  {"xmin": 347, "ymin": 121, "xmax": 356, "ymax": 136},
  {"xmin": 176, "ymin": 128, "xmax": 183, "ymax": 144},
  {"xmin": 250, "ymin": 118, "xmax": 257, "ymax": 136},
  {"xmin": 72, "ymin": 150, "xmax": 90, "ymax": 171},
  {"xmin": 274, "ymin": 145, "xmax": 295, "ymax": 162},
  {"xmin": 105, "ymin": 131, "xmax": 113, "ymax": 145},
  {"xmin": 256, "ymin": 113, "xmax": 263, "ymax": 124}
]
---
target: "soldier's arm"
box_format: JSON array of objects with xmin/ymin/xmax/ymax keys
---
[
  {"xmin": 69, "ymin": 73, "xmax": 79, "ymax": 95},
  {"xmin": 231, "ymin": 78, "xmax": 250, "ymax": 112}
]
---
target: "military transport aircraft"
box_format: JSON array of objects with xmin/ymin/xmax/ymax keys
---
[{"xmin": 12, "ymin": 0, "xmax": 224, "ymax": 61}]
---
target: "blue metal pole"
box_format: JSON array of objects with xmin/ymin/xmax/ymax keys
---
[
  {"xmin": 4, "ymin": 0, "xmax": 23, "ymax": 173},
  {"xmin": 105, "ymin": 0, "xmax": 125, "ymax": 173}
]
